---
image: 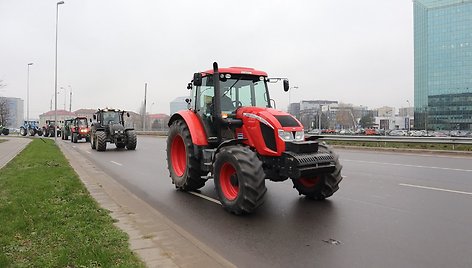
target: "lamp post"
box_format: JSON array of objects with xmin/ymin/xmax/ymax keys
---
[
  {"xmin": 54, "ymin": 0, "xmax": 65, "ymax": 142},
  {"xmin": 27, "ymin": 63, "xmax": 33, "ymax": 123},
  {"xmin": 68, "ymin": 85, "xmax": 72, "ymax": 112},
  {"xmin": 60, "ymin": 86, "xmax": 67, "ymax": 110},
  {"xmin": 406, "ymin": 100, "xmax": 411, "ymax": 132},
  {"xmin": 318, "ymin": 104, "xmax": 323, "ymax": 131},
  {"xmin": 288, "ymin": 86, "xmax": 298, "ymax": 107}
]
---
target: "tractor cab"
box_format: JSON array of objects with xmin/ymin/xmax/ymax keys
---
[{"xmin": 189, "ymin": 66, "xmax": 289, "ymax": 144}]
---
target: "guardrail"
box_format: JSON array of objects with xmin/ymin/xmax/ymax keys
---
[{"xmin": 136, "ymin": 131, "xmax": 472, "ymax": 149}]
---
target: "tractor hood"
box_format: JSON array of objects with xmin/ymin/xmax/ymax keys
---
[
  {"xmin": 236, "ymin": 107, "xmax": 304, "ymax": 132},
  {"xmin": 109, "ymin": 123, "xmax": 125, "ymax": 134},
  {"xmin": 235, "ymin": 107, "xmax": 305, "ymax": 156}
]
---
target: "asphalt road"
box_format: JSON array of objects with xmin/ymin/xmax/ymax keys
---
[{"xmin": 62, "ymin": 136, "xmax": 472, "ymax": 268}]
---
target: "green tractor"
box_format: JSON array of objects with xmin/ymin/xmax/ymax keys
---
[
  {"xmin": 90, "ymin": 108, "xmax": 137, "ymax": 151},
  {"xmin": 61, "ymin": 119, "xmax": 73, "ymax": 140}
]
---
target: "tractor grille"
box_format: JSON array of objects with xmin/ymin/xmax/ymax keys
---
[
  {"xmin": 274, "ymin": 115, "xmax": 300, "ymax": 127},
  {"xmin": 294, "ymin": 152, "xmax": 334, "ymax": 166},
  {"xmin": 260, "ymin": 122, "xmax": 277, "ymax": 151}
]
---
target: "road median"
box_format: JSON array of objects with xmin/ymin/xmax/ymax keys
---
[{"xmin": 0, "ymin": 139, "xmax": 144, "ymax": 267}]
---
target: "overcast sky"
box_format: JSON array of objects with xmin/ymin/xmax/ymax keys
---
[{"xmin": 0, "ymin": 0, "xmax": 413, "ymax": 118}]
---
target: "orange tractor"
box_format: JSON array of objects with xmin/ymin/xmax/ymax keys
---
[{"xmin": 167, "ymin": 63, "xmax": 343, "ymax": 214}]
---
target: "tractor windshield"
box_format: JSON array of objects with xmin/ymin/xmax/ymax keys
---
[
  {"xmin": 196, "ymin": 74, "xmax": 270, "ymax": 115},
  {"xmin": 102, "ymin": 111, "xmax": 121, "ymax": 124},
  {"xmin": 77, "ymin": 118, "xmax": 88, "ymax": 127}
]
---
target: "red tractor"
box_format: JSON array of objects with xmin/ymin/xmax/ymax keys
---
[{"xmin": 167, "ymin": 63, "xmax": 343, "ymax": 214}]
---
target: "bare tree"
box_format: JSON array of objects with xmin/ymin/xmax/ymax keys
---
[{"xmin": 0, "ymin": 97, "xmax": 10, "ymax": 126}]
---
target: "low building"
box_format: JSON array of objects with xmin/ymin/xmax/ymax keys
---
[
  {"xmin": 39, "ymin": 110, "xmax": 76, "ymax": 128},
  {"xmin": 148, "ymin": 114, "xmax": 170, "ymax": 131}
]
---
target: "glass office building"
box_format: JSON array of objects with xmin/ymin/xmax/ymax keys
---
[{"xmin": 414, "ymin": 0, "xmax": 472, "ymax": 130}]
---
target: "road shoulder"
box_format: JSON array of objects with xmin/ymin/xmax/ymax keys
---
[
  {"xmin": 0, "ymin": 137, "xmax": 32, "ymax": 169},
  {"xmin": 58, "ymin": 142, "xmax": 235, "ymax": 268}
]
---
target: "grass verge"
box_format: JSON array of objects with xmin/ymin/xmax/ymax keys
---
[
  {"xmin": 326, "ymin": 140, "xmax": 472, "ymax": 151},
  {"xmin": 0, "ymin": 139, "xmax": 144, "ymax": 267}
]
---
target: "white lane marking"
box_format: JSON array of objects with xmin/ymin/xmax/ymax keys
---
[
  {"xmin": 86, "ymin": 151, "xmax": 91, "ymax": 154},
  {"xmin": 189, "ymin": 191, "xmax": 222, "ymax": 205},
  {"xmin": 344, "ymin": 159, "xmax": 472, "ymax": 172},
  {"xmin": 399, "ymin": 183, "xmax": 472, "ymax": 196},
  {"xmin": 110, "ymin": 161, "xmax": 123, "ymax": 166},
  {"xmin": 72, "ymin": 146, "xmax": 76, "ymax": 148}
]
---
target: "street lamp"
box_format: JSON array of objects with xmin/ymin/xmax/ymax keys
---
[
  {"xmin": 406, "ymin": 100, "xmax": 411, "ymax": 132},
  {"xmin": 27, "ymin": 63, "xmax": 33, "ymax": 123},
  {"xmin": 54, "ymin": 0, "xmax": 65, "ymax": 142},
  {"xmin": 60, "ymin": 86, "xmax": 67, "ymax": 110},
  {"xmin": 288, "ymin": 86, "xmax": 298, "ymax": 106},
  {"xmin": 68, "ymin": 85, "xmax": 72, "ymax": 112}
]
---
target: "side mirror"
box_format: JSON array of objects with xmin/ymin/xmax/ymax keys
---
[
  {"xmin": 187, "ymin": 83, "xmax": 192, "ymax": 90},
  {"xmin": 89, "ymin": 118, "xmax": 92, "ymax": 123},
  {"xmin": 126, "ymin": 112, "xmax": 130, "ymax": 117},
  {"xmin": 283, "ymin": 79, "xmax": 290, "ymax": 92},
  {"xmin": 185, "ymin": 98, "xmax": 191, "ymax": 104},
  {"xmin": 93, "ymin": 114, "xmax": 96, "ymax": 120},
  {"xmin": 193, "ymin": 73, "xmax": 202, "ymax": 86}
]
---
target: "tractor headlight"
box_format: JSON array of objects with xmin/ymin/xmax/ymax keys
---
[{"xmin": 278, "ymin": 130, "xmax": 305, "ymax": 141}]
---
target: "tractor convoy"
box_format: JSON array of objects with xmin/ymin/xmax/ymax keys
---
[
  {"xmin": 14, "ymin": 62, "xmax": 342, "ymax": 216},
  {"xmin": 166, "ymin": 62, "xmax": 343, "ymax": 215}
]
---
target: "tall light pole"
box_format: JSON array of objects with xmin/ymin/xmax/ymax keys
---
[
  {"xmin": 406, "ymin": 100, "xmax": 411, "ymax": 132},
  {"xmin": 60, "ymin": 86, "xmax": 67, "ymax": 110},
  {"xmin": 54, "ymin": 0, "xmax": 65, "ymax": 142},
  {"xmin": 68, "ymin": 85, "xmax": 72, "ymax": 112},
  {"xmin": 27, "ymin": 63, "xmax": 33, "ymax": 123}
]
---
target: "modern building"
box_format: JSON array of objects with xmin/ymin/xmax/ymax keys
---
[
  {"xmin": 414, "ymin": 0, "xmax": 472, "ymax": 130},
  {"xmin": 170, "ymin": 96, "xmax": 189, "ymax": 115},
  {"xmin": 0, "ymin": 97, "xmax": 24, "ymax": 127}
]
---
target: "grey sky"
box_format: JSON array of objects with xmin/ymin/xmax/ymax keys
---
[{"xmin": 0, "ymin": 0, "xmax": 413, "ymax": 118}]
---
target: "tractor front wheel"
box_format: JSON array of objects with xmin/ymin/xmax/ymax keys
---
[
  {"xmin": 214, "ymin": 146, "xmax": 267, "ymax": 215},
  {"xmin": 292, "ymin": 143, "xmax": 343, "ymax": 200},
  {"xmin": 96, "ymin": 131, "xmax": 107, "ymax": 151},
  {"xmin": 167, "ymin": 119, "xmax": 206, "ymax": 191},
  {"xmin": 125, "ymin": 130, "xmax": 137, "ymax": 150}
]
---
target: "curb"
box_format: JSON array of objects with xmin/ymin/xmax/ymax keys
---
[{"xmin": 57, "ymin": 142, "xmax": 235, "ymax": 268}]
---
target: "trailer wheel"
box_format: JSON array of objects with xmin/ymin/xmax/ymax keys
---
[
  {"xmin": 292, "ymin": 143, "xmax": 343, "ymax": 200},
  {"xmin": 96, "ymin": 131, "xmax": 107, "ymax": 151},
  {"xmin": 167, "ymin": 119, "xmax": 206, "ymax": 191},
  {"xmin": 214, "ymin": 146, "xmax": 267, "ymax": 215}
]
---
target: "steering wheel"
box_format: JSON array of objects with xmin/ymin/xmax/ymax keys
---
[{"xmin": 232, "ymin": 100, "xmax": 243, "ymax": 108}]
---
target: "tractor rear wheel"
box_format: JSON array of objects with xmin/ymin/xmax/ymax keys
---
[
  {"xmin": 167, "ymin": 119, "xmax": 206, "ymax": 191},
  {"xmin": 292, "ymin": 143, "xmax": 343, "ymax": 200},
  {"xmin": 96, "ymin": 131, "xmax": 107, "ymax": 151},
  {"xmin": 28, "ymin": 128, "xmax": 35, "ymax": 136},
  {"xmin": 20, "ymin": 127, "xmax": 27, "ymax": 136},
  {"xmin": 43, "ymin": 128, "xmax": 49, "ymax": 137},
  {"xmin": 37, "ymin": 129, "xmax": 43, "ymax": 136},
  {"xmin": 214, "ymin": 146, "xmax": 267, "ymax": 215},
  {"xmin": 125, "ymin": 130, "xmax": 137, "ymax": 150}
]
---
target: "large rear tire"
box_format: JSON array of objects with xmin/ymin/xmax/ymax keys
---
[
  {"xmin": 166, "ymin": 119, "xmax": 206, "ymax": 191},
  {"xmin": 96, "ymin": 131, "xmax": 107, "ymax": 151},
  {"xmin": 43, "ymin": 128, "xmax": 49, "ymax": 137},
  {"xmin": 20, "ymin": 127, "xmax": 27, "ymax": 136},
  {"xmin": 125, "ymin": 130, "xmax": 137, "ymax": 150},
  {"xmin": 214, "ymin": 146, "xmax": 266, "ymax": 215},
  {"xmin": 292, "ymin": 143, "xmax": 343, "ymax": 200}
]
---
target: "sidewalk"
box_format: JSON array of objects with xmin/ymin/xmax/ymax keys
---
[
  {"xmin": 57, "ymin": 142, "xmax": 234, "ymax": 268},
  {"xmin": 0, "ymin": 137, "xmax": 32, "ymax": 169}
]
